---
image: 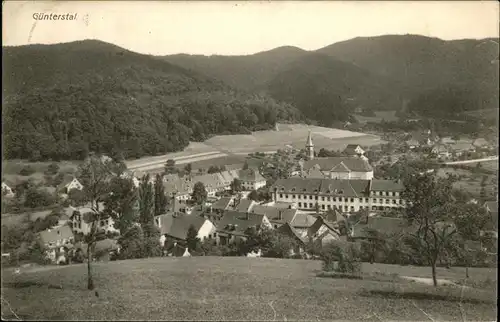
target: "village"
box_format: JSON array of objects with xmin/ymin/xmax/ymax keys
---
[{"xmin": 2, "ymin": 128, "xmax": 498, "ymax": 266}]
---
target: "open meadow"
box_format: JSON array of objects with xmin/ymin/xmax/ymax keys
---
[
  {"xmin": 124, "ymin": 124, "xmax": 384, "ymax": 171},
  {"xmin": 1, "ymin": 257, "xmax": 496, "ymax": 321}
]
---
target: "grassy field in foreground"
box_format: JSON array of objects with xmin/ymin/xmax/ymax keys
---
[{"xmin": 1, "ymin": 258, "xmax": 496, "ymax": 321}]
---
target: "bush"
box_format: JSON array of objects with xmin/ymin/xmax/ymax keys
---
[
  {"xmin": 47, "ymin": 163, "xmax": 60, "ymax": 175},
  {"xmin": 19, "ymin": 166, "xmax": 36, "ymax": 176},
  {"xmin": 321, "ymin": 242, "xmax": 362, "ymax": 275}
]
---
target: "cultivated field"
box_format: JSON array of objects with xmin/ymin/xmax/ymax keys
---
[
  {"xmin": 124, "ymin": 124, "xmax": 384, "ymax": 172},
  {"xmin": 353, "ymin": 111, "xmax": 399, "ymax": 124},
  {"xmin": 1, "ymin": 257, "xmax": 496, "ymax": 321},
  {"xmin": 436, "ymin": 167, "xmax": 498, "ymax": 197}
]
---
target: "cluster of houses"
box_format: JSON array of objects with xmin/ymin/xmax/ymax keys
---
[
  {"xmin": 402, "ymin": 130, "xmax": 494, "ymax": 160},
  {"xmin": 4, "ymin": 131, "xmax": 498, "ymax": 262}
]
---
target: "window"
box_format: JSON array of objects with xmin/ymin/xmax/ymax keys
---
[
  {"xmin": 322, "ymin": 197, "xmax": 325, "ymax": 201},
  {"xmin": 298, "ymin": 202, "xmax": 302, "ymax": 207},
  {"xmin": 333, "ymin": 197, "xmax": 337, "ymax": 202},
  {"xmin": 322, "ymin": 204, "xmax": 325, "ymax": 210},
  {"xmin": 350, "ymin": 206, "xmax": 354, "ymax": 211},
  {"xmin": 327, "ymin": 205, "xmax": 331, "ymax": 210},
  {"xmin": 309, "ymin": 203, "xmax": 313, "ymax": 208},
  {"xmin": 373, "ymin": 198, "xmax": 377, "ymax": 203},
  {"xmin": 280, "ymin": 194, "xmax": 283, "ymax": 198},
  {"xmin": 298, "ymin": 195, "xmax": 301, "ymax": 199},
  {"xmin": 309, "ymin": 196, "xmax": 313, "ymax": 200},
  {"xmin": 285, "ymin": 194, "xmax": 289, "ymax": 199},
  {"xmin": 379, "ymin": 199, "xmax": 383, "ymax": 203},
  {"xmin": 292, "ymin": 195, "xmax": 296, "ymax": 199},
  {"xmin": 315, "ymin": 196, "xmax": 318, "ymax": 200},
  {"xmin": 385, "ymin": 199, "xmax": 390, "ymax": 204},
  {"xmin": 399, "ymin": 199, "xmax": 403, "ymax": 204},
  {"xmin": 392, "ymin": 200, "xmax": 397, "ymax": 204},
  {"xmin": 381, "ymin": 191, "xmax": 385, "ymax": 196},
  {"xmin": 350, "ymin": 198, "xmax": 354, "ymax": 202},
  {"xmin": 372, "ymin": 206, "xmax": 377, "ymax": 211},
  {"xmin": 365, "ymin": 198, "xmax": 369, "ymax": 203}
]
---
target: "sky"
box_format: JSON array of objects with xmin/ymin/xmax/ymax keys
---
[{"xmin": 3, "ymin": 1, "xmax": 499, "ymax": 56}]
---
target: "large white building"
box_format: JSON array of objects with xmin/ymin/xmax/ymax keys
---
[
  {"xmin": 272, "ymin": 177, "xmax": 405, "ymax": 213},
  {"xmin": 300, "ymin": 131, "xmax": 374, "ymax": 180}
]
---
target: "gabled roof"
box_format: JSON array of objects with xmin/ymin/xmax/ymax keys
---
[
  {"xmin": 217, "ymin": 211, "xmax": 267, "ymax": 235},
  {"xmin": 304, "ymin": 167, "xmax": 325, "ymax": 179},
  {"xmin": 273, "ymin": 178, "xmax": 371, "ymax": 197},
  {"xmin": 370, "ymin": 180, "xmax": 404, "ymax": 192},
  {"xmin": 343, "ymin": 144, "xmax": 363, "ymax": 155},
  {"xmin": 351, "ymin": 217, "xmax": 407, "ymax": 239},
  {"xmin": 211, "ymin": 197, "xmax": 233, "ymax": 211},
  {"xmin": 290, "ymin": 213, "xmax": 318, "ymax": 228},
  {"xmin": 472, "ymin": 138, "xmax": 489, "ymax": 147},
  {"xmin": 39, "ymin": 225, "xmax": 74, "ymax": 245},
  {"xmin": 331, "ymin": 162, "xmax": 351, "ymax": 173},
  {"xmin": 156, "ymin": 213, "xmax": 208, "ymax": 240},
  {"xmin": 238, "ymin": 169, "xmax": 266, "ymax": 182},
  {"xmin": 308, "ymin": 217, "xmax": 340, "ymax": 241},
  {"xmin": 233, "ymin": 199, "xmax": 257, "ymax": 213},
  {"xmin": 250, "ymin": 205, "xmax": 298, "ymax": 225},
  {"xmin": 277, "ymin": 223, "xmax": 307, "ymax": 244},
  {"xmin": 303, "ymin": 157, "xmax": 372, "ymax": 172}
]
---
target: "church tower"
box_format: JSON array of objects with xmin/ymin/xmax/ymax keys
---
[{"xmin": 305, "ymin": 130, "xmax": 314, "ymax": 160}]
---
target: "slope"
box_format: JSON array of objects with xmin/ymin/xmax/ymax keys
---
[
  {"xmin": 2, "ymin": 40, "xmax": 304, "ymax": 161},
  {"xmin": 317, "ymin": 34, "xmax": 499, "ymax": 115},
  {"xmin": 163, "ymin": 46, "xmax": 309, "ymax": 90},
  {"xmin": 264, "ymin": 53, "xmax": 402, "ymax": 125}
]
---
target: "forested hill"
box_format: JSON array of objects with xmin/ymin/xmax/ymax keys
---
[{"xmin": 2, "ymin": 40, "xmax": 304, "ymax": 161}]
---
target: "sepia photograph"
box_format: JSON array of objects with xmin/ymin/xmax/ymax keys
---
[{"xmin": 2, "ymin": 1, "xmax": 499, "ymax": 320}]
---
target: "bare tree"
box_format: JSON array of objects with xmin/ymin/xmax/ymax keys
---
[
  {"xmin": 78, "ymin": 154, "xmax": 120, "ymax": 290},
  {"xmin": 402, "ymin": 172, "xmax": 458, "ymax": 287}
]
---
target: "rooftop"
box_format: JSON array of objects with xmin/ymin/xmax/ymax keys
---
[{"xmin": 304, "ymin": 157, "xmax": 372, "ymax": 172}]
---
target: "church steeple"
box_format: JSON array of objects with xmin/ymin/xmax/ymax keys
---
[{"xmin": 305, "ymin": 130, "xmax": 314, "ymax": 160}]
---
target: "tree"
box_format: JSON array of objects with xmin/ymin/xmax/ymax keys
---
[
  {"xmin": 78, "ymin": 153, "xmax": 119, "ymax": 290},
  {"xmin": 68, "ymin": 188, "xmax": 87, "ymax": 207},
  {"xmin": 46, "ymin": 163, "xmax": 60, "ymax": 175},
  {"xmin": 104, "ymin": 177, "xmax": 138, "ymax": 234},
  {"xmin": 184, "ymin": 163, "xmax": 192, "ymax": 175},
  {"xmin": 164, "ymin": 159, "xmax": 177, "ymax": 175},
  {"xmin": 191, "ymin": 182, "xmax": 208, "ymax": 205},
  {"xmin": 186, "ymin": 224, "xmax": 201, "ymax": 253},
  {"xmin": 361, "ymin": 228, "xmax": 387, "ymax": 264},
  {"xmin": 242, "ymin": 161, "xmax": 249, "ymax": 170},
  {"xmin": 247, "ymin": 190, "xmax": 259, "ymax": 201},
  {"xmin": 230, "ymin": 178, "xmax": 242, "ymax": 194},
  {"xmin": 138, "ymin": 175, "xmax": 156, "ymax": 237},
  {"xmin": 153, "ymin": 174, "xmax": 168, "ymax": 217},
  {"xmin": 24, "ymin": 188, "xmax": 56, "ymax": 208},
  {"xmin": 402, "ymin": 172, "xmax": 458, "ymax": 287}
]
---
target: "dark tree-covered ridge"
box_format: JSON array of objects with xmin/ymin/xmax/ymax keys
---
[{"xmin": 2, "ymin": 40, "xmax": 304, "ymax": 161}]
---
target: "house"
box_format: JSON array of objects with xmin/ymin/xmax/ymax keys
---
[
  {"xmin": 272, "ymin": 178, "xmax": 405, "ymax": 214},
  {"xmin": 250, "ymin": 205, "xmax": 299, "ymax": 229},
  {"xmin": 62, "ymin": 177, "xmax": 84, "ymax": 193},
  {"xmin": 303, "ymin": 157, "xmax": 374, "ymax": 180},
  {"xmin": 210, "ymin": 197, "xmax": 234, "ymax": 214},
  {"xmin": 73, "ymin": 239, "xmax": 120, "ymax": 261},
  {"xmin": 163, "ymin": 241, "xmax": 191, "ymax": 257},
  {"xmin": 216, "ymin": 211, "xmax": 273, "ymax": 245},
  {"xmin": 406, "ymin": 131, "xmax": 437, "ymax": 149},
  {"xmin": 430, "ymin": 144, "xmax": 451, "ymax": 159},
  {"xmin": 69, "ymin": 204, "xmax": 119, "ymax": 235},
  {"xmin": 231, "ymin": 198, "xmax": 257, "ymax": 213},
  {"xmin": 276, "ymin": 223, "xmax": 308, "ymax": 255},
  {"xmin": 307, "ymin": 216, "xmax": 341, "ymax": 246},
  {"xmin": 238, "ymin": 169, "xmax": 267, "ymax": 191},
  {"xmin": 449, "ymin": 141, "xmax": 475, "ymax": 156},
  {"xmin": 1, "ymin": 182, "xmax": 15, "ymax": 198},
  {"xmin": 350, "ymin": 216, "xmax": 408, "ymax": 240},
  {"xmin": 343, "ymin": 144, "xmax": 365, "ymax": 157},
  {"xmin": 155, "ymin": 213, "xmax": 216, "ymax": 242},
  {"xmin": 39, "ymin": 225, "xmax": 75, "ymax": 263}
]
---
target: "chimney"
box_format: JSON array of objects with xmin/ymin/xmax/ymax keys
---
[
  {"xmin": 278, "ymin": 210, "xmax": 283, "ymax": 220},
  {"xmin": 246, "ymin": 212, "xmax": 250, "ymax": 220}
]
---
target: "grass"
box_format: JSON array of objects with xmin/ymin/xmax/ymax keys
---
[{"xmin": 1, "ymin": 257, "xmax": 497, "ymax": 321}]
